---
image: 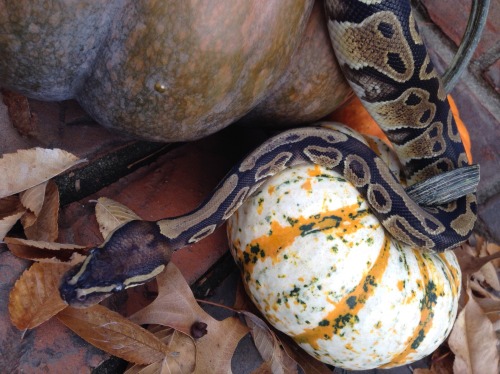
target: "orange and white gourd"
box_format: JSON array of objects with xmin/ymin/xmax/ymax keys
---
[{"xmin": 227, "ymin": 127, "xmax": 461, "ymax": 369}]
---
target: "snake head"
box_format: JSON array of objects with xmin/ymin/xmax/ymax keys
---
[{"xmin": 59, "ymin": 220, "xmax": 173, "ymax": 308}]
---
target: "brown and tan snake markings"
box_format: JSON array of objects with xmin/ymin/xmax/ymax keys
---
[
  {"xmin": 303, "ymin": 145, "xmax": 343, "ymax": 169},
  {"xmin": 255, "ymin": 152, "xmax": 293, "ymax": 181},
  {"xmin": 329, "ymin": 11, "xmax": 414, "ymax": 82},
  {"xmin": 408, "ymin": 12, "xmax": 423, "ymax": 46},
  {"xmin": 397, "ymin": 121, "xmax": 446, "ymax": 160},
  {"xmin": 344, "ymin": 154, "xmax": 371, "ymax": 187},
  {"xmin": 419, "ymin": 55, "xmax": 447, "ymax": 101},
  {"xmin": 446, "ymin": 109, "xmax": 464, "ymax": 143},
  {"xmin": 371, "ymin": 87, "xmax": 436, "ymax": 130},
  {"xmin": 59, "ymin": 0, "xmax": 478, "ymax": 307},
  {"xmin": 188, "ymin": 224, "xmax": 217, "ymax": 244},
  {"xmin": 367, "ymin": 183, "xmax": 392, "ymax": 213},
  {"xmin": 450, "ymin": 194, "xmax": 477, "ymax": 236},
  {"xmin": 222, "ymin": 186, "xmax": 250, "ymax": 220}
]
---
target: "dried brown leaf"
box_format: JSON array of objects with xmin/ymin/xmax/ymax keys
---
[
  {"xmin": 485, "ymin": 242, "xmax": 500, "ymax": 268},
  {"xmin": 475, "ymin": 298, "xmax": 500, "ymax": 323},
  {"xmin": 0, "ymin": 195, "xmax": 25, "ymax": 240},
  {"xmin": 194, "ymin": 316, "xmax": 249, "ymax": 374},
  {"xmin": 234, "ymin": 280, "xmax": 329, "ymax": 373},
  {"xmin": 448, "ymin": 288, "xmax": 500, "ymax": 374},
  {"xmin": 130, "ymin": 263, "xmax": 248, "ymax": 373},
  {"xmin": 470, "ymin": 278, "xmax": 500, "ymax": 300},
  {"xmin": 94, "ymin": 197, "xmax": 142, "ymax": 239},
  {"xmin": 57, "ymin": 305, "xmax": 169, "ymax": 365},
  {"xmin": 125, "ymin": 327, "xmax": 196, "ymax": 374},
  {"xmin": 251, "ymin": 362, "xmax": 273, "ymax": 373},
  {"xmin": 243, "ymin": 312, "xmax": 298, "ymax": 374},
  {"xmin": 5, "ymin": 237, "xmax": 88, "ymax": 264},
  {"xmin": 23, "ymin": 180, "xmax": 60, "ymax": 241},
  {"xmin": 19, "ymin": 182, "xmax": 47, "ymax": 222},
  {"xmin": 421, "ymin": 347, "xmax": 455, "ymax": 374},
  {"xmin": 8, "ymin": 262, "xmax": 70, "ymax": 329},
  {"xmin": 474, "ymin": 262, "xmax": 500, "ymax": 292},
  {"xmin": 0, "ymin": 147, "xmax": 85, "ymax": 198},
  {"xmin": 455, "ymin": 244, "xmax": 500, "ymax": 277}
]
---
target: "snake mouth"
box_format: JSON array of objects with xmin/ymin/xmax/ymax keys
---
[
  {"xmin": 59, "ymin": 283, "xmax": 111, "ymax": 308},
  {"xmin": 59, "ymin": 262, "xmax": 117, "ymax": 308}
]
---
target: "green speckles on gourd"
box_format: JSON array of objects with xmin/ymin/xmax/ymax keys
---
[
  {"xmin": 363, "ymin": 275, "xmax": 378, "ymax": 293},
  {"xmin": 420, "ymin": 280, "xmax": 438, "ymax": 311},
  {"xmin": 410, "ymin": 329, "xmax": 426, "ymax": 350},
  {"xmin": 228, "ymin": 165, "xmax": 461, "ymax": 369},
  {"xmin": 333, "ymin": 313, "xmax": 360, "ymax": 335}
]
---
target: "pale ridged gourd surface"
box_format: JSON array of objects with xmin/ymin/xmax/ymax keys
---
[{"xmin": 227, "ymin": 164, "xmax": 461, "ymax": 369}]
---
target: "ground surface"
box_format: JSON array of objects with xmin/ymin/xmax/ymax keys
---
[{"xmin": 0, "ymin": 0, "xmax": 498, "ymax": 372}]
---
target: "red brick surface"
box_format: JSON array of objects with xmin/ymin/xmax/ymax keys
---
[
  {"xmin": 484, "ymin": 59, "xmax": 500, "ymax": 93},
  {"xmin": 421, "ymin": 0, "xmax": 500, "ymax": 60}
]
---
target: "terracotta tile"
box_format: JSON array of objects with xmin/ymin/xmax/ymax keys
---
[
  {"xmin": 0, "ymin": 247, "xmax": 107, "ymax": 372},
  {"xmin": 483, "ymin": 59, "xmax": 500, "ymax": 93},
  {"xmin": 421, "ymin": 0, "xmax": 499, "ymax": 60},
  {"xmin": 0, "ymin": 96, "xmax": 132, "ymax": 157},
  {"xmin": 58, "ymin": 130, "xmax": 247, "ymax": 301},
  {"xmin": 424, "ymin": 35, "xmax": 500, "ymax": 204}
]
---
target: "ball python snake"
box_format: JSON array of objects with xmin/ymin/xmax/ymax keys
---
[{"xmin": 60, "ymin": 0, "xmax": 479, "ymax": 307}]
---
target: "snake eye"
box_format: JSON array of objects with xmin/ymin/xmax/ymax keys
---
[
  {"xmin": 76, "ymin": 293, "xmax": 87, "ymax": 302},
  {"xmin": 114, "ymin": 284, "xmax": 124, "ymax": 292}
]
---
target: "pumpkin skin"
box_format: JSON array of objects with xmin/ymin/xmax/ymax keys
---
[
  {"xmin": 227, "ymin": 163, "xmax": 461, "ymax": 369},
  {"xmin": 1, "ymin": 0, "xmax": 346, "ymax": 142},
  {"xmin": 0, "ymin": 1, "xmax": 123, "ymax": 100},
  {"xmin": 238, "ymin": 1, "xmax": 352, "ymax": 127}
]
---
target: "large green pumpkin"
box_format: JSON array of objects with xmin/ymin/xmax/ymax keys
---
[{"xmin": 0, "ymin": 0, "xmax": 351, "ymax": 141}]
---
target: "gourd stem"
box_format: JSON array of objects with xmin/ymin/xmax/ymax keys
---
[
  {"xmin": 442, "ymin": 0, "xmax": 490, "ymax": 93},
  {"xmin": 405, "ymin": 164, "xmax": 480, "ymax": 206}
]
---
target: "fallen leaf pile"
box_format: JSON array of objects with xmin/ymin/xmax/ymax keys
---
[
  {"xmin": 1, "ymin": 147, "xmax": 499, "ymax": 373},
  {"xmin": 0, "ymin": 148, "xmax": 332, "ymax": 372}
]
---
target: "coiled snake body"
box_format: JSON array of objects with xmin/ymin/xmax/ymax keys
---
[{"xmin": 60, "ymin": 0, "xmax": 479, "ymax": 307}]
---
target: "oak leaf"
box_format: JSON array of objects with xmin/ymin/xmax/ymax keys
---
[
  {"xmin": 0, "ymin": 147, "xmax": 85, "ymax": 198},
  {"xmin": 5, "ymin": 237, "xmax": 87, "ymax": 265},
  {"xmin": 130, "ymin": 263, "xmax": 249, "ymax": 373},
  {"xmin": 234, "ymin": 279, "xmax": 330, "ymax": 373},
  {"xmin": 22, "ymin": 180, "xmax": 60, "ymax": 241},
  {"xmin": 242, "ymin": 312, "xmax": 298, "ymax": 374},
  {"xmin": 448, "ymin": 287, "xmax": 499, "ymax": 374},
  {"xmin": 57, "ymin": 305, "xmax": 169, "ymax": 365},
  {"xmin": 8, "ymin": 262, "xmax": 70, "ymax": 329},
  {"xmin": 125, "ymin": 326, "xmax": 196, "ymax": 374},
  {"xmin": 19, "ymin": 181, "xmax": 48, "ymax": 225},
  {"xmin": 0, "ymin": 195, "xmax": 25, "ymax": 240}
]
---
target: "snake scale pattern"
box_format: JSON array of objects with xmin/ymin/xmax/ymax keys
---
[{"xmin": 60, "ymin": 0, "xmax": 478, "ymax": 307}]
